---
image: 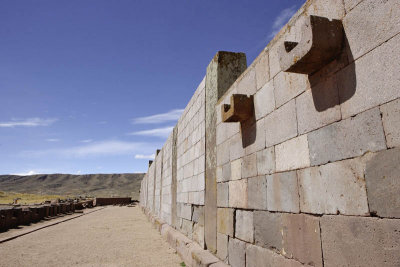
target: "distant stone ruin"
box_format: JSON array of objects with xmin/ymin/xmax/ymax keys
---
[{"xmin": 140, "ymin": 0, "xmax": 400, "ymax": 266}]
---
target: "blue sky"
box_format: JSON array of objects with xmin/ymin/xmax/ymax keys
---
[{"xmin": 0, "ymin": 0, "xmax": 304, "ymax": 175}]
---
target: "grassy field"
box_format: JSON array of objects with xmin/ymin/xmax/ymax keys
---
[{"xmin": 0, "ymin": 191, "xmax": 67, "ymax": 205}]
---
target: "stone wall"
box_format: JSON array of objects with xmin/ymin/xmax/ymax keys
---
[{"xmin": 140, "ymin": 0, "xmax": 400, "ymax": 266}]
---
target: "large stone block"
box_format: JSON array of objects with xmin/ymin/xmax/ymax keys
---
[
  {"xmin": 267, "ymin": 171, "xmax": 299, "ymax": 213},
  {"xmin": 236, "ymin": 67, "xmax": 257, "ymax": 96},
  {"xmin": 241, "ymin": 153, "xmax": 257, "ymax": 178},
  {"xmin": 248, "ymin": 176, "xmax": 267, "ymax": 210},
  {"xmin": 246, "ymin": 244, "xmax": 305, "ymax": 267},
  {"xmin": 254, "ymin": 81, "xmax": 275, "ymax": 120},
  {"xmin": 265, "ymin": 99, "xmax": 297, "ymax": 147},
  {"xmin": 344, "ymin": 0, "xmax": 363, "ymax": 12},
  {"xmin": 298, "ymin": 157, "xmax": 369, "ymax": 216},
  {"xmin": 380, "ymin": 98, "xmax": 400, "ymax": 148},
  {"xmin": 229, "ymin": 133, "xmax": 245, "ymax": 161},
  {"xmin": 217, "ymin": 182, "xmax": 229, "ymax": 208},
  {"xmin": 235, "ymin": 210, "xmax": 254, "ymax": 243},
  {"xmin": 321, "ymin": 215, "xmax": 400, "ymax": 267},
  {"xmin": 296, "ymin": 77, "xmax": 341, "ymax": 135},
  {"xmin": 217, "ymin": 233, "xmax": 228, "ymax": 262},
  {"xmin": 308, "ymin": 107, "xmax": 386, "ymax": 166},
  {"xmin": 273, "ymin": 72, "xmax": 309, "ymax": 108},
  {"xmin": 221, "ymin": 163, "xmax": 231, "ymax": 182},
  {"xmin": 339, "ymin": 33, "xmax": 400, "ymax": 118},
  {"xmin": 344, "ymin": 0, "xmax": 400, "ymax": 61},
  {"xmin": 256, "ymin": 147, "xmax": 275, "ymax": 175},
  {"xmin": 229, "ymin": 179, "xmax": 248, "ymax": 209},
  {"xmin": 365, "ymin": 148, "xmax": 400, "ymax": 218},
  {"xmin": 255, "ymin": 50, "xmax": 270, "ymax": 91},
  {"xmin": 217, "ymin": 140, "xmax": 230, "ymax": 166},
  {"xmin": 228, "ymin": 238, "xmax": 246, "ymax": 267},
  {"xmin": 230, "ymin": 159, "xmax": 241, "ymax": 181},
  {"xmin": 193, "ymin": 224, "xmax": 205, "ymax": 249},
  {"xmin": 217, "ymin": 208, "xmax": 234, "ymax": 236},
  {"xmin": 193, "ymin": 205, "xmax": 204, "ymax": 225},
  {"xmin": 254, "ymin": 211, "xmax": 283, "ymax": 251},
  {"xmin": 244, "ymin": 119, "xmax": 266, "ymax": 155},
  {"xmin": 275, "ymin": 135, "xmax": 310, "ymax": 172}
]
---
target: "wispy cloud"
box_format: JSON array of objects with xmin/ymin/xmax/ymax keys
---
[
  {"xmin": 12, "ymin": 170, "xmax": 40, "ymax": 176},
  {"xmin": 134, "ymin": 154, "xmax": 155, "ymax": 160},
  {"xmin": 132, "ymin": 109, "xmax": 183, "ymax": 124},
  {"xmin": 22, "ymin": 140, "xmax": 158, "ymax": 158},
  {"xmin": 46, "ymin": 138, "xmax": 60, "ymax": 142},
  {"xmin": 128, "ymin": 126, "xmax": 174, "ymax": 138},
  {"xmin": 269, "ymin": 5, "xmax": 297, "ymax": 38},
  {"xmin": 0, "ymin": 118, "xmax": 58, "ymax": 128},
  {"xmin": 80, "ymin": 139, "xmax": 93, "ymax": 143}
]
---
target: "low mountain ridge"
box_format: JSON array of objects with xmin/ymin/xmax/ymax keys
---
[{"xmin": 0, "ymin": 173, "xmax": 145, "ymax": 200}]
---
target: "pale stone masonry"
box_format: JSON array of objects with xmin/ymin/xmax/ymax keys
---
[{"xmin": 140, "ymin": 0, "xmax": 400, "ymax": 266}]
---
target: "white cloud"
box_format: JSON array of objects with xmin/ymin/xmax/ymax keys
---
[
  {"xmin": 132, "ymin": 109, "xmax": 183, "ymax": 124},
  {"xmin": 269, "ymin": 5, "xmax": 297, "ymax": 38},
  {"xmin": 0, "ymin": 118, "xmax": 58, "ymax": 128},
  {"xmin": 22, "ymin": 140, "xmax": 158, "ymax": 158},
  {"xmin": 81, "ymin": 139, "xmax": 93, "ymax": 143},
  {"xmin": 134, "ymin": 154, "xmax": 155, "ymax": 160},
  {"xmin": 128, "ymin": 126, "xmax": 174, "ymax": 138},
  {"xmin": 46, "ymin": 138, "xmax": 60, "ymax": 142},
  {"xmin": 12, "ymin": 170, "xmax": 40, "ymax": 176}
]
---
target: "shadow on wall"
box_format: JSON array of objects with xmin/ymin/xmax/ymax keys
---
[
  {"xmin": 241, "ymin": 108, "xmax": 257, "ymax": 148},
  {"xmin": 309, "ymin": 32, "xmax": 356, "ymax": 112}
]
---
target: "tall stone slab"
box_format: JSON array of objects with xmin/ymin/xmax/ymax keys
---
[
  {"xmin": 205, "ymin": 51, "xmax": 246, "ymax": 253},
  {"xmin": 171, "ymin": 126, "xmax": 178, "ymax": 227}
]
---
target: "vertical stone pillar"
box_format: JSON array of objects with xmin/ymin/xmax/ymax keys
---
[
  {"xmin": 205, "ymin": 51, "xmax": 246, "ymax": 253},
  {"xmin": 171, "ymin": 126, "xmax": 178, "ymax": 228}
]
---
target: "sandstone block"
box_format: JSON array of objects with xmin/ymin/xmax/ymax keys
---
[
  {"xmin": 339, "ymin": 33, "xmax": 400, "ymax": 118},
  {"xmin": 244, "ymin": 119, "xmax": 266, "ymax": 155},
  {"xmin": 228, "ymin": 238, "xmax": 246, "ymax": 267},
  {"xmin": 344, "ymin": 0, "xmax": 363, "ymax": 12},
  {"xmin": 275, "ymin": 135, "xmax": 310, "ymax": 172},
  {"xmin": 235, "ymin": 210, "xmax": 254, "ymax": 243},
  {"xmin": 192, "ymin": 206, "xmax": 204, "ymax": 225},
  {"xmin": 254, "ymin": 81, "xmax": 275, "ymax": 120},
  {"xmin": 229, "ymin": 133, "xmax": 245, "ymax": 161},
  {"xmin": 193, "ymin": 224, "xmax": 205, "ymax": 249},
  {"xmin": 217, "ymin": 163, "xmax": 229, "ymax": 183},
  {"xmin": 180, "ymin": 203, "xmax": 192, "ymax": 221},
  {"xmin": 256, "ymin": 147, "xmax": 275, "ymax": 175},
  {"xmin": 365, "ymin": 148, "xmax": 400, "ymax": 218},
  {"xmin": 217, "ymin": 208, "xmax": 234, "ymax": 236},
  {"xmin": 217, "ymin": 233, "xmax": 228, "ymax": 262},
  {"xmin": 255, "ymin": 50, "xmax": 270, "ymax": 90},
  {"xmin": 308, "ymin": 107, "xmax": 386, "ymax": 166},
  {"xmin": 246, "ymin": 244, "xmax": 305, "ymax": 267},
  {"xmin": 191, "ymin": 246, "xmax": 219, "ymax": 267},
  {"xmin": 231, "ymin": 159, "xmax": 242, "ymax": 181},
  {"xmin": 236, "ymin": 67, "xmax": 257, "ymax": 96},
  {"xmin": 217, "ymin": 182, "xmax": 229, "ymax": 208},
  {"xmin": 380, "ymin": 98, "xmax": 400, "ymax": 148},
  {"xmin": 229, "ymin": 179, "xmax": 248, "ymax": 208},
  {"xmin": 321, "ymin": 215, "xmax": 400, "ymax": 267},
  {"xmin": 267, "ymin": 171, "xmax": 299, "ymax": 213},
  {"xmin": 273, "ymin": 72, "xmax": 309, "ymax": 108},
  {"xmin": 242, "ymin": 153, "xmax": 257, "ymax": 178},
  {"xmin": 217, "ymin": 141, "xmax": 230, "ymax": 166},
  {"xmin": 265, "ymin": 99, "xmax": 297, "ymax": 147},
  {"xmin": 296, "ymin": 78, "xmax": 341, "ymax": 135},
  {"xmin": 254, "ymin": 211, "xmax": 283, "ymax": 251},
  {"xmin": 298, "ymin": 157, "xmax": 369, "ymax": 216},
  {"xmin": 248, "ymin": 176, "xmax": 267, "ymax": 210}
]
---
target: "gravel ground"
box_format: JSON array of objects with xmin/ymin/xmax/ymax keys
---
[{"xmin": 0, "ymin": 206, "xmax": 182, "ymax": 267}]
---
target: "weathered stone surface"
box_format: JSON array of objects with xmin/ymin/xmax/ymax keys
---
[
  {"xmin": 230, "ymin": 159, "xmax": 242, "ymax": 181},
  {"xmin": 217, "ymin": 182, "xmax": 229, "ymax": 208},
  {"xmin": 265, "ymin": 99, "xmax": 297, "ymax": 147},
  {"xmin": 244, "ymin": 119, "xmax": 266, "ymax": 155},
  {"xmin": 178, "ymin": 203, "xmax": 192, "ymax": 220},
  {"xmin": 228, "ymin": 238, "xmax": 246, "ymax": 267},
  {"xmin": 296, "ymin": 78, "xmax": 341, "ymax": 134},
  {"xmin": 242, "ymin": 153, "xmax": 257, "ymax": 178},
  {"xmin": 365, "ymin": 148, "xmax": 400, "ymax": 218},
  {"xmin": 274, "ymin": 71, "xmax": 309, "ymax": 108},
  {"xmin": 344, "ymin": 0, "xmax": 363, "ymax": 12},
  {"xmin": 236, "ymin": 67, "xmax": 257, "ymax": 96},
  {"xmin": 308, "ymin": 107, "xmax": 386, "ymax": 166},
  {"xmin": 248, "ymin": 176, "xmax": 267, "ymax": 210},
  {"xmin": 216, "ymin": 233, "xmax": 228, "ymax": 262},
  {"xmin": 254, "ymin": 211, "xmax": 282, "ymax": 251},
  {"xmin": 298, "ymin": 157, "xmax": 369, "ymax": 216},
  {"xmin": 275, "ymin": 135, "xmax": 310, "ymax": 172},
  {"xmin": 255, "ymin": 50, "xmax": 270, "ymax": 91},
  {"xmin": 256, "ymin": 147, "xmax": 275, "ymax": 175},
  {"xmin": 221, "ymin": 94, "xmax": 254, "ymax": 123},
  {"xmin": 221, "ymin": 163, "xmax": 231, "ymax": 182},
  {"xmin": 321, "ymin": 215, "xmax": 400, "ymax": 267},
  {"xmin": 217, "ymin": 208, "xmax": 234, "ymax": 236},
  {"xmin": 305, "ymin": 0, "xmax": 345, "ymax": 20},
  {"xmin": 235, "ymin": 210, "xmax": 254, "ymax": 243},
  {"xmin": 217, "ymin": 140, "xmax": 230, "ymax": 166},
  {"xmin": 246, "ymin": 244, "xmax": 305, "ymax": 267},
  {"xmin": 229, "ymin": 133, "xmax": 245, "ymax": 161},
  {"xmin": 254, "ymin": 81, "xmax": 275, "ymax": 120},
  {"xmin": 229, "ymin": 179, "xmax": 248, "ymax": 209},
  {"xmin": 193, "ymin": 224, "xmax": 205, "ymax": 249},
  {"xmin": 193, "ymin": 205, "xmax": 204, "ymax": 225},
  {"xmin": 344, "ymin": 0, "xmax": 400, "ymax": 61},
  {"xmin": 191, "ymin": 246, "xmax": 219, "ymax": 267},
  {"xmin": 210, "ymin": 262, "xmax": 230, "ymax": 267},
  {"xmin": 339, "ymin": 33, "xmax": 400, "ymax": 118},
  {"xmin": 380, "ymin": 98, "xmax": 400, "ymax": 148},
  {"xmin": 267, "ymin": 171, "xmax": 299, "ymax": 213}
]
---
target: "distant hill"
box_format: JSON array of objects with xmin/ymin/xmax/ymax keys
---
[{"xmin": 0, "ymin": 173, "xmax": 145, "ymax": 200}]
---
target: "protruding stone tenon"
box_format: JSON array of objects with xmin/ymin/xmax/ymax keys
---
[{"xmin": 222, "ymin": 94, "xmax": 254, "ymax": 123}]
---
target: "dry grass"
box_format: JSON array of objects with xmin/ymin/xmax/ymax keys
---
[{"xmin": 0, "ymin": 191, "xmax": 67, "ymax": 205}]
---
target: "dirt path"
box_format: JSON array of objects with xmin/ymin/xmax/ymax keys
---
[{"xmin": 0, "ymin": 206, "xmax": 182, "ymax": 267}]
